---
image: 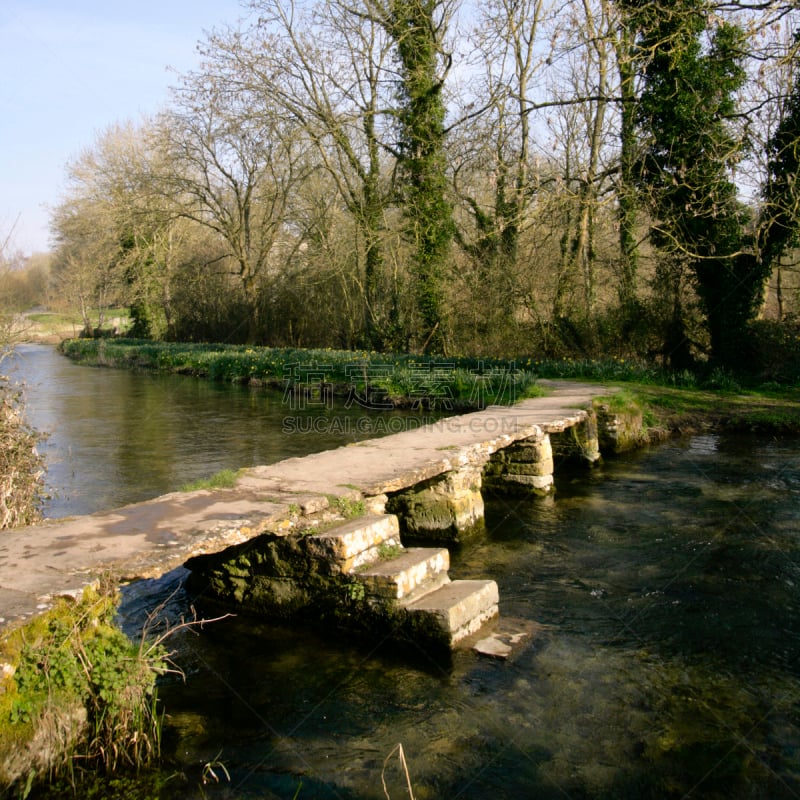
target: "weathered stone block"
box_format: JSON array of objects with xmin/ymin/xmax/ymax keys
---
[
  {"xmin": 595, "ymin": 404, "xmax": 646, "ymax": 454},
  {"xmin": 386, "ymin": 465, "xmax": 485, "ymax": 544},
  {"xmin": 305, "ymin": 514, "xmax": 401, "ymax": 572},
  {"xmin": 402, "ymin": 579, "xmax": 499, "ymax": 646},
  {"xmin": 357, "ymin": 547, "xmax": 449, "ymax": 600},
  {"xmin": 551, "ymin": 412, "xmax": 601, "ymax": 465},
  {"xmin": 482, "ymin": 434, "xmax": 556, "ymax": 496}
]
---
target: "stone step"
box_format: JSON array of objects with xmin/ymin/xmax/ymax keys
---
[
  {"xmin": 305, "ymin": 514, "xmax": 401, "ymax": 572},
  {"xmin": 402, "ymin": 579, "xmax": 499, "ymax": 647},
  {"xmin": 356, "ymin": 547, "xmax": 450, "ymax": 601}
]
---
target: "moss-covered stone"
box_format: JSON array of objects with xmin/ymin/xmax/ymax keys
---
[
  {"xmin": 483, "ymin": 435, "xmax": 556, "ymax": 496},
  {"xmin": 551, "ymin": 414, "xmax": 602, "ymax": 466},
  {"xmin": 386, "ymin": 466, "xmax": 485, "ymax": 544},
  {"xmin": 595, "ymin": 403, "xmax": 647, "ymax": 453}
]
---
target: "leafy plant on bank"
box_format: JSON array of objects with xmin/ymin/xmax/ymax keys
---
[
  {"xmin": 59, "ymin": 339, "xmax": 543, "ymax": 408},
  {"xmin": 0, "ymin": 581, "xmax": 170, "ymax": 790}
]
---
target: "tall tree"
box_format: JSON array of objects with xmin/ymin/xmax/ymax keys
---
[
  {"xmin": 761, "ymin": 29, "xmax": 800, "ymax": 272},
  {"xmin": 380, "ymin": 0, "xmax": 456, "ymax": 352},
  {"xmin": 556, "ymin": 0, "xmax": 616, "ymax": 324},
  {"xmin": 201, "ymin": 0, "xmax": 400, "ymax": 348},
  {"xmin": 159, "ymin": 76, "xmax": 310, "ymax": 343},
  {"xmin": 450, "ymin": 0, "xmax": 552, "ymax": 347},
  {"xmin": 634, "ymin": 0, "xmax": 764, "ymax": 366},
  {"xmin": 614, "ymin": 0, "xmax": 640, "ymax": 311},
  {"xmin": 50, "ymin": 122, "xmax": 184, "ymax": 339}
]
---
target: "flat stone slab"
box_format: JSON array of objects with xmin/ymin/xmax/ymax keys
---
[
  {"xmin": 306, "ymin": 514, "xmax": 401, "ymax": 572},
  {"xmin": 356, "ymin": 547, "xmax": 449, "ymax": 600},
  {"xmin": 472, "ymin": 617, "xmax": 550, "ymax": 660},
  {"xmin": 403, "ymin": 579, "xmax": 500, "ymax": 645},
  {"xmin": 0, "ymin": 380, "xmax": 609, "ymax": 632}
]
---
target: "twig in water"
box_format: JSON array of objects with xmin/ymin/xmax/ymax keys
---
[{"xmin": 381, "ymin": 742, "xmax": 416, "ymax": 800}]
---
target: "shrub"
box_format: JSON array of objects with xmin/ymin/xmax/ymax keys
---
[
  {"xmin": 743, "ymin": 317, "xmax": 800, "ymax": 384},
  {"xmin": 0, "ymin": 376, "xmax": 45, "ymax": 529}
]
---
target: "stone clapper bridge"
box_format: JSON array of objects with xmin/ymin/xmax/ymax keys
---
[{"xmin": 0, "ymin": 381, "xmax": 639, "ymax": 657}]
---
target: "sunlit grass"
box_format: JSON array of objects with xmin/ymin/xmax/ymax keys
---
[{"xmin": 180, "ymin": 468, "xmax": 241, "ymax": 492}]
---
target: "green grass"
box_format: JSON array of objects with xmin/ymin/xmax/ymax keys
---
[
  {"xmin": 59, "ymin": 339, "xmax": 543, "ymax": 408},
  {"xmin": 26, "ymin": 308, "xmax": 130, "ymax": 326},
  {"xmin": 25, "ymin": 312, "xmax": 79, "ymax": 325},
  {"xmin": 328, "ymin": 494, "xmax": 366, "ymax": 519},
  {"xmin": 595, "ymin": 383, "xmax": 800, "ymax": 435},
  {"xmin": 180, "ymin": 469, "xmax": 241, "ymax": 492}
]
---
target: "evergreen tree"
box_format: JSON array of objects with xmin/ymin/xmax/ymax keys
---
[
  {"xmin": 387, "ymin": 0, "xmax": 454, "ymax": 353},
  {"xmin": 761, "ymin": 29, "xmax": 800, "ymax": 269},
  {"xmin": 634, "ymin": 1, "xmax": 767, "ymax": 366}
]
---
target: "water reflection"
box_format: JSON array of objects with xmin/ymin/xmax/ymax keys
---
[{"xmin": 7, "ymin": 344, "xmax": 438, "ymax": 518}]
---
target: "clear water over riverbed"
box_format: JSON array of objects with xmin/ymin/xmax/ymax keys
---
[{"xmin": 9, "ymin": 346, "xmax": 800, "ymax": 798}]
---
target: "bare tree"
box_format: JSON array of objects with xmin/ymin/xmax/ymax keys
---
[
  {"xmin": 550, "ymin": 0, "xmax": 618, "ymax": 325},
  {"xmin": 50, "ymin": 121, "xmax": 188, "ymax": 337},
  {"xmin": 159, "ymin": 74, "xmax": 311, "ymax": 343},
  {"xmin": 199, "ymin": 0, "xmax": 400, "ymax": 347}
]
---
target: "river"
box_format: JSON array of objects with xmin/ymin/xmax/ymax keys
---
[
  {"xmin": 7, "ymin": 345, "xmax": 800, "ymax": 799},
  {"xmin": 7, "ymin": 344, "xmax": 438, "ymax": 518}
]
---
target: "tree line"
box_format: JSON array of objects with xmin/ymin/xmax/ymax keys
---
[{"xmin": 40, "ymin": 0, "xmax": 800, "ymax": 372}]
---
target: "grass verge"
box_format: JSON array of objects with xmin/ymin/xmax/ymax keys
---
[
  {"xmin": 59, "ymin": 339, "xmax": 544, "ymax": 409},
  {"xmin": 595, "ymin": 384, "xmax": 800, "ymax": 436}
]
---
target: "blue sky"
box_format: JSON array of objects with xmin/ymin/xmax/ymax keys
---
[{"xmin": 1, "ymin": 1, "xmax": 246, "ymax": 256}]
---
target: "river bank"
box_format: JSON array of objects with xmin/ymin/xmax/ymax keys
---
[{"xmin": 56, "ymin": 337, "xmax": 800, "ymax": 437}]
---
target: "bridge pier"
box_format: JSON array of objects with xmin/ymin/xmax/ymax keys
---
[
  {"xmin": 386, "ymin": 463, "xmax": 485, "ymax": 544},
  {"xmin": 482, "ymin": 434, "xmax": 556, "ymax": 496},
  {"xmin": 595, "ymin": 403, "xmax": 647, "ymax": 453},
  {"xmin": 551, "ymin": 411, "xmax": 602, "ymax": 467},
  {"xmin": 385, "ymin": 414, "xmax": 603, "ymax": 540}
]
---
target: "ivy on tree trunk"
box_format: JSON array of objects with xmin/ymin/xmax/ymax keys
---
[
  {"xmin": 388, "ymin": 0, "xmax": 454, "ymax": 354},
  {"xmin": 632, "ymin": 0, "xmax": 768, "ymax": 367}
]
